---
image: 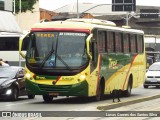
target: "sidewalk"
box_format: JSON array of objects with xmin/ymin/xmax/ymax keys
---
[{"xmin": 23, "ymin": 94, "xmax": 160, "ymax": 120}]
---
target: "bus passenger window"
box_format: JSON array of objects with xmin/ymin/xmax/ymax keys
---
[
  {"xmin": 0, "ymin": 37, "xmax": 19, "ymax": 51},
  {"xmin": 137, "ymin": 35, "xmax": 143, "ymax": 53},
  {"xmin": 107, "ymin": 32, "xmax": 114, "ymax": 53},
  {"xmin": 115, "ymin": 32, "xmax": 122, "ymax": 52},
  {"xmin": 98, "ymin": 31, "xmax": 106, "ymax": 53},
  {"xmin": 123, "ymin": 33, "xmax": 129, "ymax": 53},
  {"xmin": 130, "ymin": 34, "xmax": 136, "ymax": 53}
]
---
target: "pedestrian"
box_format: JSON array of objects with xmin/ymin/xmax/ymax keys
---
[{"xmin": 0, "ymin": 59, "xmax": 9, "ymax": 66}]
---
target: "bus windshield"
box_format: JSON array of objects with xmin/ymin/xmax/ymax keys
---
[{"xmin": 26, "ymin": 32, "xmax": 89, "ymax": 69}]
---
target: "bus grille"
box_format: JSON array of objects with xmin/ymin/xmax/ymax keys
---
[{"xmin": 38, "ymin": 84, "xmax": 72, "ymax": 92}]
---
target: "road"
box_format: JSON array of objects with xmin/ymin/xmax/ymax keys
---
[{"xmin": 1, "ymin": 85, "xmax": 160, "ymax": 120}]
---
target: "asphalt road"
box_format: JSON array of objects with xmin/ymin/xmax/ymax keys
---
[{"xmin": 1, "ymin": 85, "xmax": 160, "ymax": 120}]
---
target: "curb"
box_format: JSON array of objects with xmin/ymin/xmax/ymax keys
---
[{"xmin": 97, "ymin": 94, "xmax": 160, "ymax": 111}]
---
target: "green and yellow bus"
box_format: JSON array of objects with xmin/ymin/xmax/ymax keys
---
[{"xmin": 19, "ymin": 19, "xmax": 146, "ymax": 102}]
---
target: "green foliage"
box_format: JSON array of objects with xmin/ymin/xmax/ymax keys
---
[{"xmin": 14, "ymin": 0, "xmax": 37, "ymax": 13}]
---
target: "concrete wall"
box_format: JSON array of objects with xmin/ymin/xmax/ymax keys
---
[{"xmin": 15, "ymin": 1, "xmax": 40, "ymax": 32}]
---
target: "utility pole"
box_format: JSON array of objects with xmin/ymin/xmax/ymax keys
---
[
  {"xmin": 19, "ymin": 0, "xmax": 22, "ymax": 66},
  {"xmin": 13, "ymin": 0, "xmax": 15, "ymax": 14},
  {"xmin": 77, "ymin": 0, "xmax": 79, "ymax": 18}
]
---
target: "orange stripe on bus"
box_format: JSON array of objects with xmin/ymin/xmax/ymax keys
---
[
  {"xmin": 122, "ymin": 54, "xmax": 138, "ymax": 91},
  {"xmin": 55, "ymin": 76, "xmax": 61, "ymax": 84},
  {"xmin": 96, "ymin": 54, "xmax": 102, "ymax": 94}
]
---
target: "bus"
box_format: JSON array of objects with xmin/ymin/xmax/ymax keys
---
[
  {"xmin": 0, "ymin": 33, "xmax": 23, "ymax": 66},
  {"xmin": 0, "ymin": 11, "xmax": 24, "ymax": 66},
  {"xmin": 19, "ymin": 18, "xmax": 146, "ymax": 102}
]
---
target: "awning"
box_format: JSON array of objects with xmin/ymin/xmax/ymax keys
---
[{"xmin": 0, "ymin": 11, "xmax": 22, "ymax": 35}]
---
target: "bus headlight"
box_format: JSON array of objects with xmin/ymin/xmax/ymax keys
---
[
  {"xmin": 25, "ymin": 73, "xmax": 32, "ymax": 80},
  {"xmin": 79, "ymin": 73, "xmax": 88, "ymax": 82},
  {"xmin": 80, "ymin": 74, "xmax": 86, "ymax": 80}
]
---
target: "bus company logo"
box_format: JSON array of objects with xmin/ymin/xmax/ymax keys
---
[
  {"xmin": 109, "ymin": 59, "xmax": 118, "ymax": 69},
  {"xmin": 2, "ymin": 112, "xmax": 12, "ymax": 118}
]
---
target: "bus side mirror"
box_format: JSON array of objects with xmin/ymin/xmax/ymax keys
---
[
  {"xmin": 86, "ymin": 34, "xmax": 93, "ymax": 60},
  {"xmin": 19, "ymin": 33, "xmax": 29, "ymax": 58}
]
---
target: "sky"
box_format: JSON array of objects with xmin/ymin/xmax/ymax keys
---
[{"xmin": 39, "ymin": 0, "xmax": 160, "ymax": 11}]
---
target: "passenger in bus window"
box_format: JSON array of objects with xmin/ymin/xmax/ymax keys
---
[{"xmin": 75, "ymin": 48, "xmax": 83, "ymax": 57}]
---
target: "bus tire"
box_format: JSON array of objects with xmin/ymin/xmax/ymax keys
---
[
  {"xmin": 43, "ymin": 95, "xmax": 53, "ymax": 102},
  {"xmin": 28, "ymin": 94, "xmax": 35, "ymax": 99},
  {"xmin": 94, "ymin": 80, "xmax": 104, "ymax": 101},
  {"xmin": 124, "ymin": 77, "xmax": 132, "ymax": 97}
]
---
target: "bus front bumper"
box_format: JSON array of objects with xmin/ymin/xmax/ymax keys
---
[{"xmin": 25, "ymin": 80, "xmax": 88, "ymax": 97}]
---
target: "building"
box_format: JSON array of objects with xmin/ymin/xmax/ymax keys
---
[
  {"xmin": 15, "ymin": 1, "xmax": 40, "ymax": 32},
  {"xmin": 0, "ymin": 0, "xmax": 22, "ymax": 65}
]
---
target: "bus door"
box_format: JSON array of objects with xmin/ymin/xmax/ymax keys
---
[{"xmin": 90, "ymin": 36, "xmax": 99, "ymax": 96}]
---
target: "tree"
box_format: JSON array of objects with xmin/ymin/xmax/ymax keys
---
[{"xmin": 14, "ymin": 0, "xmax": 37, "ymax": 13}]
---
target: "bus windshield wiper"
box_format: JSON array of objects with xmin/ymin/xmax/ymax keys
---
[
  {"xmin": 55, "ymin": 53, "xmax": 72, "ymax": 71},
  {"xmin": 40, "ymin": 41, "xmax": 72, "ymax": 71},
  {"xmin": 39, "ymin": 48, "xmax": 54, "ymax": 69}
]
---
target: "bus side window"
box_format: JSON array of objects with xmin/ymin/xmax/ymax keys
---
[
  {"xmin": 130, "ymin": 34, "xmax": 137, "ymax": 53},
  {"xmin": 115, "ymin": 32, "xmax": 122, "ymax": 53},
  {"xmin": 98, "ymin": 31, "xmax": 106, "ymax": 53},
  {"xmin": 0, "ymin": 37, "xmax": 19, "ymax": 51},
  {"xmin": 123, "ymin": 33, "xmax": 129, "ymax": 53},
  {"xmin": 107, "ymin": 31, "xmax": 115, "ymax": 53},
  {"xmin": 137, "ymin": 35, "xmax": 144, "ymax": 53}
]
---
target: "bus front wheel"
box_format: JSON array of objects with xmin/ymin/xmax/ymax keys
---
[
  {"xmin": 94, "ymin": 81, "xmax": 104, "ymax": 101},
  {"xmin": 43, "ymin": 95, "xmax": 53, "ymax": 102}
]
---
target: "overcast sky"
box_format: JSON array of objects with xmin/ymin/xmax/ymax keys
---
[{"xmin": 39, "ymin": 0, "xmax": 160, "ymax": 11}]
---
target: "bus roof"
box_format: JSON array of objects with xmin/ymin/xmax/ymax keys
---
[{"xmin": 31, "ymin": 18, "xmax": 144, "ymax": 34}]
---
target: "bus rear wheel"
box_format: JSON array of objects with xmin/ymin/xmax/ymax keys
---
[
  {"xmin": 43, "ymin": 95, "xmax": 53, "ymax": 102},
  {"xmin": 124, "ymin": 78, "xmax": 132, "ymax": 97}
]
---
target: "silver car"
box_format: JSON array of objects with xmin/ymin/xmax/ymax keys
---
[{"xmin": 144, "ymin": 62, "xmax": 160, "ymax": 88}]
